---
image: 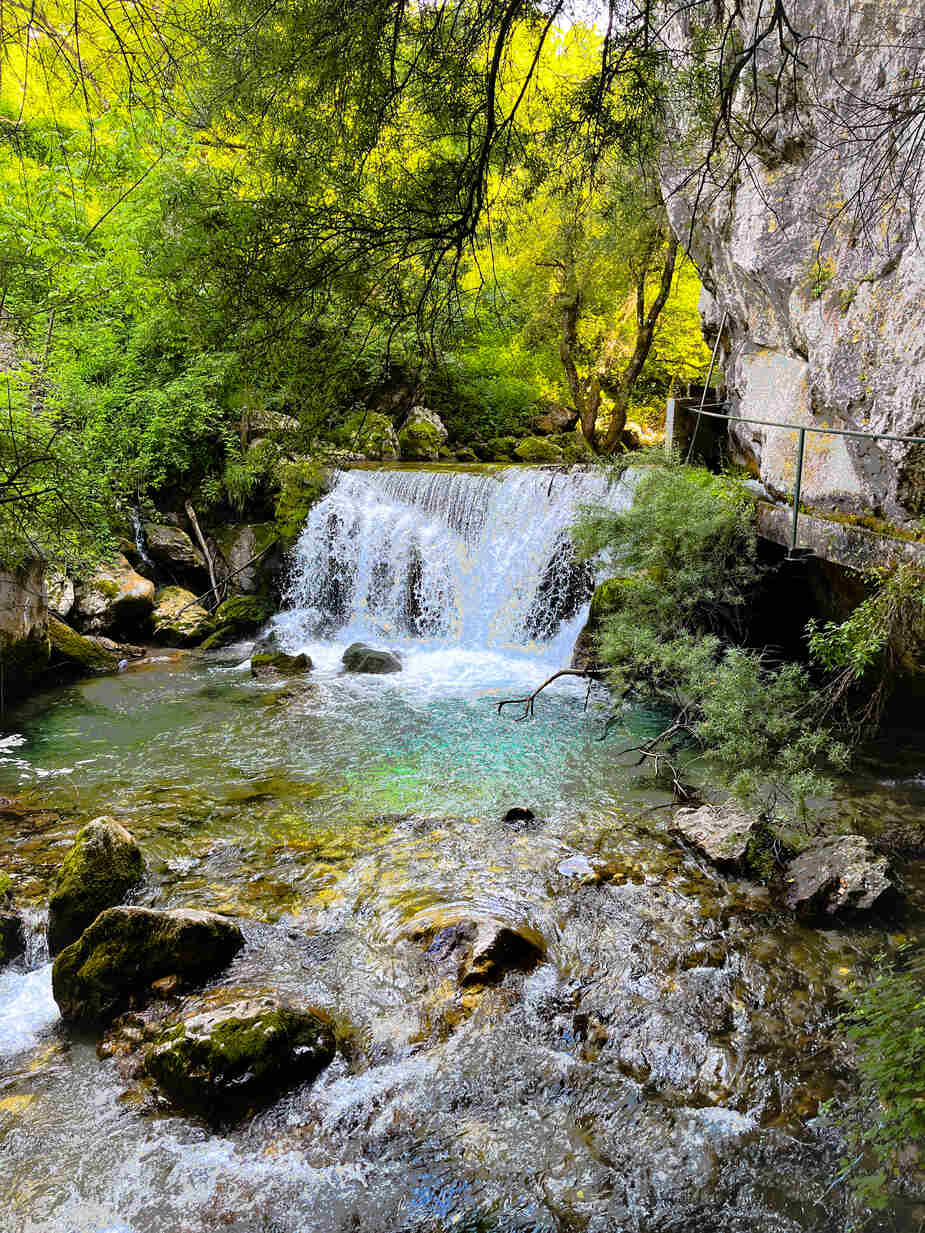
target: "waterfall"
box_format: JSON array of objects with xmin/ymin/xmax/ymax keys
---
[{"xmin": 277, "ymin": 466, "xmax": 632, "ymax": 665}]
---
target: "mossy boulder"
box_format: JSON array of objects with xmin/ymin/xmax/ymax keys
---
[
  {"xmin": 151, "ymin": 587, "xmax": 214, "ymax": 645},
  {"xmin": 552, "ymin": 430, "xmax": 594, "ymax": 462},
  {"xmin": 214, "ymin": 595, "xmax": 273, "ymax": 634},
  {"xmin": 0, "ymin": 874, "xmax": 25, "ymax": 968},
  {"xmin": 144, "ymin": 994, "xmax": 335, "ymax": 1120},
  {"xmin": 337, "ymin": 410, "xmax": 400, "ymax": 461},
  {"xmin": 49, "ymin": 615, "xmax": 120, "ymax": 674},
  {"xmin": 47, "ymin": 818, "xmax": 145, "ymax": 955},
  {"xmin": 250, "ymin": 651, "xmax": 312, "ymax": 679},
  {"xmin": 199, "ymin": 625, "xmax": 237, "ymax": 651},
  {"xmin": 454, "ymin": 446, "xmax": 479, "ymax": 463},
  {"xmin": 514, "ymin": 436, "xmax": 565, "ymax": 464},
  {"xmin": 341, "ymin": 642, "xmax": 402, "ymax": 674},
  {"xmin": 73, "ymin": 555, "xmax": 155, "ymax": 636},
  {"xmin": 52, "ymin": 906, "xmax": 244, "ymax": 1026},
  {"xmin": 398, "ymin": 406, "xmax": 448, "ymax": 461},
  {"xmin": 570, "ymin": 576, "xmax": 634, "ymax": 671},
  {"xmin": 274, "ymin": 461, "xmax": 330, "ymax": 549}
]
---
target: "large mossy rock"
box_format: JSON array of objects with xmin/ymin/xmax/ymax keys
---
[
  {"xmin": 513, "ymin": 436, "xmax": 565, "ymax": 464},
  {"xmin": 143, "ymin": 524, "xmax": 207, "ymax": 583},
  {"xmin": 214, "ymin": 595, "xmax": 273, "ymax": 634},
  {"xmin": 52, "ymin": 906, "xmax": 244, "ymax": 1026},
  {"xmin": 398, "ymin": 406, "xmax": 448, "ymax": 461},
  {"xmin": 338, "ymin": 410, "xmax": 400, "ymax": 461},
  {"xmin": 784, "ymin": 835, "xmax": 898, "ymax": 918},
  {"xmin": 341, "ymin": 642, "xmax": 402, "ymax": 674},
  {"xmin": 48, "ymin": 615, "xmax": 120, "ymax": 675},
  {"xmin": 144, "ymin": 994, "xmax": 335, "ymax": 1120},
  {"xmin": 570, "ymin": 576, "xmax": 633, "ymax": 671},
  {"xmin": 47, "ymin": 818, "xmax": 145, "ymax": 956},
  {"xmin": 250, "ymin": 650, "xmax": 312, "ymax": 679},
  {"xmin": 273, "ymin": 463, "xmax": 331, "ymax": 550},
  {"xmin": 151, "ymin": 587, "xmax": 214, "ymax": 645},
  {"xmin": 0, "ymin": 872, "xmax": 25, "ymax": 969},
  {"xmin": 73, "ymin": 555, "xmax": 156, "ymax": 637}
]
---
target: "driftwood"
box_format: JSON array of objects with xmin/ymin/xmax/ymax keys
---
[
  {"xmin": 496, "ymin": 668, "xmax": 605, "ymax": 721},
  {"xmin": 171, "ymin": 539, "xmax": 279, "ymax": 620},
  {"xmin": 185, "ymin": 500, "xmax": 219, "ymax": 606}
]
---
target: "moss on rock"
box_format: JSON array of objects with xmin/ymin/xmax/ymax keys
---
[
  {"xmin": 47, "ymin": 818, "xmax": 145, "ymax": 955},
  {"xmin": 49, "ymin": 616, "xmax": 120, "ymax": 674},
  {"xmin": 337, "ymin": 410, "xmax": 400, "ymax": 461},
  {"xmin": 250, "ymin": 651, "xmax": 312, "ymax": 679},
  {"xmin": 398, "ymin": 407, "xmax": 448, "ymax": 461},
  {"xmin": 151, "ymin": 587, "xmax": 214, "ymax": 645},
  {"xmin": 144, "ymin": 994, "xmax": 335, "ymax": 1120},
  {"xmin": 214, "ymin": 595, "xmax": 273, "ymax": 633},
  {"xmin": 274, "ymin": 460, "xmax": 330, "ymax": 548},
  {"xmin": 514, "ymin": 436, "xmax": 565, "ymax": 464},
  {"xmin": 52, "ymin": 906, "xmax": 244, "ymax": 1026}
]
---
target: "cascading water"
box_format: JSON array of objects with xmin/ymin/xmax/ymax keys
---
[{"xmin": 276, "ymin": 466, "xmax": 632, "ymax": 674}]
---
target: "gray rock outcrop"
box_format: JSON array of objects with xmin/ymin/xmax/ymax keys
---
[
  {"xmin": 341, "ymin": 642, "xmax": 402, "ymax": 674},
  {"xmin": 784, "ymin": 834, "xmax": 898, "ymax": 918},
  {"xmin": 151, "ymin": 587, "xmax": 213, "ymax": 644},
  {"xmin": 73, "ymin": 555, "xmax": 155, "ymax": 636},
  {"xmin": 0, "ymin": 559, "xmax": 50, "ymax": 698},
  {"xmin": 664, "ymin": 2, "xmax": 925, "ymax": 524},
  {"xmin": 670, "ymin": 803, "xmax": 767, "ymax": 874}
]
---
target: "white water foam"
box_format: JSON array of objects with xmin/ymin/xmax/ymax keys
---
[
  {"xmin": 276, "ymin": 466, "xmax": 631, "ymax": 679},
  {"xmin": 0, "ymin": 962, "xmax": 58, "ymax": 1057}
]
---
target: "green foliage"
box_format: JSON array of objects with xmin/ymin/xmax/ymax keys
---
[
  {"xmin": 835, "ymin": 947, "xmax": 925, "ymax": 1206},
  {"xmin": 273, "ymin": 460, "xmax": 329, "ymax": 547},
  {"xmin": 808, "ymin": 563, "xmax": 925, "ymax": 680},
  {"xmin": 574, "ymin": 454, "xmax": 847, "ymax": 815}
]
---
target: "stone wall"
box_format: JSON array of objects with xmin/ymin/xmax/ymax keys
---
[
  {"xmin": 663, "ymin": 0, "xmax": 925, "ymax": 523},
  {"xmin": 0, "ymin": 559, "xmax": 49, "ymax": 701}
]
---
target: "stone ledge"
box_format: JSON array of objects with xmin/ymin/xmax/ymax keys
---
[{"xmin": 757, "ymin": 502, "xmax": 925, "ymax": 570}]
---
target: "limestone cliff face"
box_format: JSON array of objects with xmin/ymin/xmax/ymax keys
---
[
  {"xmin": 0, "ymin": 560, "xmax": 50, "ymax": 699},
  {"xmin": 663, "ymin": 0, "xmax": 925, "ymax": 522}
]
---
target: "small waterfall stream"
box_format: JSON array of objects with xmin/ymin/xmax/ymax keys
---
[{"xmin": 277, "ymin": 466, "xmax": 632, "ymax": 665}]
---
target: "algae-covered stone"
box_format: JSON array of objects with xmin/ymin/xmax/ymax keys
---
[
  {"xmin": 338, "ymin": 410, "xmax": 400, "ymax": 461},
  {"xmin": 0, "ymin": 874, "xmax": 25, "ymax": 968},
  {"xmin": 199, "ymin": 625, "xmax": 237, "ymax": 651},
  {"xmin": 341, "ymin": 642, "xmax": 401, "ymax": 674},
  {"xmin": 250, "ymin": 651, "xmax": 312, "ymax": 679},
  {"xmin": 144, "ymin": 994, "xmax": 335, "ymax": 1119},
  {"xmin": 398, "ymin": 406, "xmax": 448, "ymax": 461},
  {"xmin": 214, "ymin": 595, "xmax": 273, "ymax": 634},
  {"xmin": 48, "ymin": 616, "xmax": 120, "ymax": 675},
  {"xmin": 570, "ymin": 575, "xmax": 635, "ymax": 671},
  {"xmin": 52, "ymin": 906, "xmax": 244, "ymax": 1026},
  {"xmin": 151, "ymin": 587, "xmax": 214, "ymax": 645},
  {"xmin": 47, "ymin": 818, "xmax": 145, "ymax": 955},
  {"xmin": 514, "ymin": 436, "xmax": 565, "ymax": 464}
]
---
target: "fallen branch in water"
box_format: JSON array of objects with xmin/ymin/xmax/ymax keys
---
[{"xmin": 496, "ymin": 668, "xmax": 605, "ymax": 721}]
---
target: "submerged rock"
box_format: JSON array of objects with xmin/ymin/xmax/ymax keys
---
[
  {"xmin": 52, "ymin": 906, "xmax": 244, "ymax": 1026},
  {"xmin": 144, "ymin": 994, "xmax": 335, "ymax": 1120},
  {"xmin": 151, "ymin": 586, "xmax": 214, "ymax": 645},
  {"xmin": 403, "ymin": 909, "xmax": 546, "ymax": 986},
  {"xmin": 73, "ymin": 555, "xmax": 155, "ymax": 636},
  {"xmin": 784, "ymin": 834, "xmax": 898, "ymax": 918},
  {"xmin": 670, "ymin": 803, "xmax": 768, "ymax": 874},
  {"xmin": 250, "ymin": 650, "xmax": 312, "ymax": 679},
  {"xmin": 47, "ymin": 818, "xmax": 146, "ymax": 955},
  {"xmin": 341, "ymin": 642, "xmax": 402, "ymax": 674},
  {"xmin": 502, "ymin": 805, "xmax": 536, "ymax": 828}
]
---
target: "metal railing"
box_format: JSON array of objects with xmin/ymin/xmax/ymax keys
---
[{"xmin": 684, "ymin": 402, "xmax": 925, "ymax": 557}]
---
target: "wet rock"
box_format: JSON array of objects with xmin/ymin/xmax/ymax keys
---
[
  {"xmin": 0, "ymin": 871, "xmax": 25, "ymax": 968},
  {"xmin": 338, "ymin": 410, "xmax": 400, "ymax": 461},
  {"xmin": 73, "ymin": 555, "xmax": 156, "ymax": 636},
  {"xmin": 214, "ymin": 594, "xmax": 273, "ymax": 635},
  {"xmin": 143, "ymin": 523, "xmax": 208, "ymax": 584},
  {"xmin": 52, "ymin": 906, "xmax": 244, "ymax": 1026},
  {"xmin": 398, "ymin": 405, "xmax": 448, "ymax": 461},
  {"xmin": 46, "ymin": 569, "xmax": 75, "ymax": 619},
  {"xmin": 211, "ymin": 523, "xmax": 281, "ymax": 595},
  {"xmin": 0, "ymin": 559, "xmax": 51, "ymax": 699},
  {"xmin": 47, "ymin": 818, "xmax": 146, "ymax": 955},
  {"xmin": 342, "ymin": 642, "xmax": 402, "ymax": 674},
  {"xmin": 502, "ymin": 805, "xmax": 536, "ymax": 828},
  {"xmin": 151, "ymin": 586, "xmax": 214, "ymax": 645},
  {"xmin": 403, "ymin": 910, "xmax": 546, "ymax": 986},
  {"xmin": 784, "ymin": 834, "xmax": 898, "ymax": 918},
  {"xmin": 144, "ymin": 994, "xmax": 335, "ymax": 1120},
  {"xmin": 48, "ymin": 615, "xmax": 120, "ymax": 675},
  {"xmin": 670, "ymin": 803, "xmax": 768, "ymax": 873},
  {"xmin": 199, "ymin": 625, "xmax": 238, "ymax": 651},
  {"xmin": 250, "ymin": 650, "xmax": 312, "ymax": 679}
]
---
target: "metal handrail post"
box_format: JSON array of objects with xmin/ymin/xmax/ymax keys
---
[{"xmin": 791, "ymin": 427, "xmax": 806, "ymax": 556}]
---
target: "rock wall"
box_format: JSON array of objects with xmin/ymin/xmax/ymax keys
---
[
  {"xmin": 0, "ymin": 560, "xmax": 49, "ymax": 701},
  {"xmin": 663, "ymin": 0, "xmax": 925, "ymax": 522}
]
